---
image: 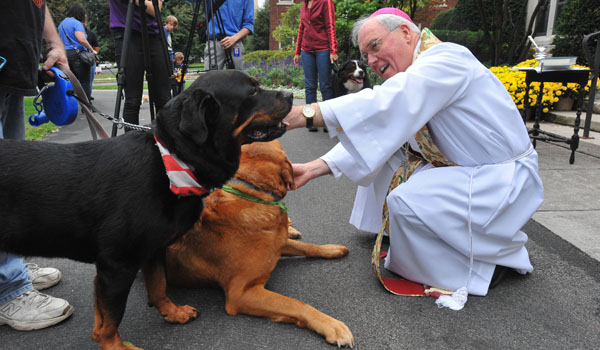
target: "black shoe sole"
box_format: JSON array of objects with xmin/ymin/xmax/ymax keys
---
[{"xmin": 489, "ymin": 266, "xmax": 510, "ymax": 289}]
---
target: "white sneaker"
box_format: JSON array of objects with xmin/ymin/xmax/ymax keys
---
[
  {"xmin": 26, "ymin": 263, "xmax": 61, "ymax": 290},
  {"xmin": 0, "ymin": 290, "xmax": 74, "ymax": 331}
]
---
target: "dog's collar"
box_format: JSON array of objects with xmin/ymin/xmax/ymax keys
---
[
  {"xmin": 221, "ymin": 179, "xmax": 288, "ymax": 213},
  {"xmin": 227, "ymin": 178, "xmax": 283, "ymax": 202},
  {"xmin": 154, "ymin": 135, "xmax": 211, "ymax": 197}
]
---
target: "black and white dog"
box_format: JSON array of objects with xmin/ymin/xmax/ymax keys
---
[{"xmin": 333, "ymin": 60, "xmax": 371, "ymax": 97}]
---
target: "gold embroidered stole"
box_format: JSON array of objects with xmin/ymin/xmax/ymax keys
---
[{"xmin": 371, "ymin": 28, "xmax": 456, "ymax": 295}]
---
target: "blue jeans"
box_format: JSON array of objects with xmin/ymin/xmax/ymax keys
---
[
  {"xmin": 301, "ymin": 50, "xmax": 334, "ymax": 104},
  {"xmin": 0, "ymin": 254, "xmax": 32, "ymax": 304},
  {"xmin": 0, "ymin": 92, "xmax": 25, "ymax": 140},
  {"xmin": 0, "ymin": 92, "xmax": 32, "ymax": 305},
  {"xmin": 89, "ymin": 62, "xmax": 96, "ymax": 98}
]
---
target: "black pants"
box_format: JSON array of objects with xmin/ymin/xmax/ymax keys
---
[
  {"xmin": 66, "ymin": 50, "xmax": 92, "ymax": 100},
  {"xmin": 112, "ymin": 28, "xmax": 172, "ymax": 127}
]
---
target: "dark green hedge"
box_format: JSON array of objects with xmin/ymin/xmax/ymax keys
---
[
  {"xmin": 552, "ymin": 0, "xmax": 600, "ymax": 66},
  {"xmin": 431, "ymin": 29, "xmax": 491, "ymax": 64}
]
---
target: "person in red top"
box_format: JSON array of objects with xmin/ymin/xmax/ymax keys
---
[{"xmin": 294, "ymin": 0, "xmax": 338, "ymax": 132}]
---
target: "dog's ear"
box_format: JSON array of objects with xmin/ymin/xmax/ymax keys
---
[
  {"xmin": 282, "ymin": 158, "xmax": 296, "ymax": 191},
  {"xmin": 179, "ymin": 89, "xmax": 220, "ymax": 145}
]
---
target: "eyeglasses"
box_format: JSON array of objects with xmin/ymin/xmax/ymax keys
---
[
  {"xmin": 360, "ymin": 29, "xmax": 396, "ymax": 64},
  {"xmin": 0, "ymin": 56, "xmax": 6, "ymax": 72}
]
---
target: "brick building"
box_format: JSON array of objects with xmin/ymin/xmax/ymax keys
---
[{"xmin": 269, "ymin": 0, "xmax": 301, "ymax": 50}]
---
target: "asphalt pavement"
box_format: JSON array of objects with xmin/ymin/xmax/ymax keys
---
[{"xmin": 2, "ymin": 88, "xmax": 599, "ymax": 349}]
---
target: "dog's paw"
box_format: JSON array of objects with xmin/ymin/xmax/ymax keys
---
[
  {"xmin": 323, "ymin": 319, "xmax": 354, "ymax": 348},
  {"xmin": 287, "ymin": 226, "xmax": 302, "ymax": 239},
  {"xmin": 162, "ymin": 304, "xmax": 199, "ymax": 324},
  {"xmin": 319, "ymin": 244, "xmax": 349, "ymax": 259}
]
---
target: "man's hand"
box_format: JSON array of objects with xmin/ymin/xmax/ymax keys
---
[
  {"xmin": 293, "ymin": 54, "xmax": 300, "ymax": 66},
  {"xmin": 220, "ymin": 35, "xmax": 237, "ymax": 49},
  {"xmin": 42, "ymin": 47, "xmax": 68, "ymax": 71},
  {"xmin": 292, "ymin": 159, "xmax": 332, "ymax": 189}
]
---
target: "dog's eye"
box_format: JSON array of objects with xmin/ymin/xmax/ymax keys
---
[{"xmin": 250, "ymin": 86, "xmax": 259, "ymax": 96}]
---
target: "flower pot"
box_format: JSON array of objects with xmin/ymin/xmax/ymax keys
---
[{"xmin": 555, "ymin": 96, "xmax": 574, "ymax": 111}]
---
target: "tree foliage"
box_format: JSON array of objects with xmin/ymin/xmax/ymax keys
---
[
  {"xmin": 335, "ymin": 0, "xmax": 380, "ymax": 59},
  {"xmin": 246, "ymin": 1, "xmax": 270, "ymax": 52},
  {"xmin": 431, "ymin": 0, "xmax": 550, "ymax": 66},
  {"xmin": 552, "ymin": 0, "xmax": 600, "ymax": 66},
  {"xmin": 272, "ymin": 3, "xmax": 301, "ymax": 50}
]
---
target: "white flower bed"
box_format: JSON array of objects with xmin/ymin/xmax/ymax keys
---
[{"xmin": 265, "ymin": 86, "xmax": 322, "ymax": 102}]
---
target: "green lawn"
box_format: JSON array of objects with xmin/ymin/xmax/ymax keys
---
[{"xmin": 24, "ymin": 97, "xmax": 59, "ymax": 140}]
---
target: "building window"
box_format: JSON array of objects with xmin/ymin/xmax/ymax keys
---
[
  {"xmin": 277, "ymin": 0, "xmax": 294, "ymax": 5},
  {"xmin": 534, "ymin": 1, "xmax": 550, "ymax": 36},
  {"xmin": 553, "ymin": 0, "xmax": 568, "ymax": 28}
]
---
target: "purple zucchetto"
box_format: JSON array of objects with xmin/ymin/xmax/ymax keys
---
[{"xmin": 370, "ymin": 8, "xmax": 413, "ymax": 22}]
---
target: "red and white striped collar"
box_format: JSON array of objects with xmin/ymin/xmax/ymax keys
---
[{"xmin": 154, "ymin": 135, "xmax": 210, "ymax": 197}]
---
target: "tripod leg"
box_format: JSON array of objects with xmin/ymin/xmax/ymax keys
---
[{"xmin": 112, "ymin": 0, "xmax": 136, "ymax": 137}]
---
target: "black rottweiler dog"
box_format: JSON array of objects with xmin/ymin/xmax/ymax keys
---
[
  {"xmin": 0, "ymin": 70, "xmax": 292, "ymax": 350},
  {"xmin": 332, "ymin": 60, "xmax": 371, "ymax": 97}
]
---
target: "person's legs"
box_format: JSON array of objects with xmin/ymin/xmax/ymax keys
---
[
  {"xmin": 315, "ymin": 50, "xmax": 332, "ymax": 132},
  {"xmin": 113, "ymin": 30, "xmax": 145, "ymax": 126},
  {"xmin": 89, "ymin": 61, "xmax": 96, "ymax": 101},
  {"xmin": 0, "ymin": 92, "xmax": 25, "ymax": 140},
  {"xmin": 204, "ymin": 40, "xmax": 225, "ymax": 70},
  {"xmin": 301, "ymin": 51, "xmax": 318, "ymax": 104},
  {"xmin": 0, "ymin": 95, "xmax": 73, "ymax": 330},
  {"xmin": 0, "ymin": 253, "xmax": 32, "ymax": 305},
  {"xmin": 148, "ymin": 34, "xmax": 172, "ymax": 113},
  {"xmin": 231, "ymin": 41, "xmax": 244, "ymax": 69},
  {"xmin": 67, "ymin": 50, "xmax": 92, "ymax": 101},
  {"xmin": 301, "ymin": 51, "xmax": 319, "ymax": 132},
  {"xmin": 315, "ymin": 50, "xmax": 334, "ymax": 101}
]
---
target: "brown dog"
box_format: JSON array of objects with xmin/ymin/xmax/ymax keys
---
[{"xmin": 163, "ymin": 140, "xmax": 355, "ymax": 347}]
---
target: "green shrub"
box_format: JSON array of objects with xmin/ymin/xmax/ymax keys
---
[
  {"xmin": 245, "ymin": 50, "xmax": 295, "ymax": 65},
  {"xmin": 244, "ymin": 50, "xmax": 303, "ymax": 88},
  {"xmin": 431, "ymin": 29, "xmax": 491, "ymax": 64},
  {"xmin": 430, "ymin": 8, "xmax": 455, "ymax": 30},
  {"xmin": 552, "ymin": 0, "xmax": 600, "ymax": 66}
]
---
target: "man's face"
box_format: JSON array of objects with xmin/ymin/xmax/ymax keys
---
[{"xmin": 358, "ymin": 19, "xmax": 415, "ymax": 81}]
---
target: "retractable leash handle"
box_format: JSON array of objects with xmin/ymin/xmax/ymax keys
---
[{"xmin": 28, "ymin": 66, "xmax": 78, "ymax": 127}]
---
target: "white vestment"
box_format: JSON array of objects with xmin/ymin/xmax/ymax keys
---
[{"xmin": 319, "ymin": 42, "xmax": 544, "ymax": 296}]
